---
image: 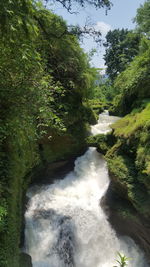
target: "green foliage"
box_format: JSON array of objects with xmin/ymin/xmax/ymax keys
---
[
  {"xmin": 134, "ymin": 0, "xmax": 150, "ymax": 35},
  {"xmin": 87, "ymin": 134, "xmax": 108, "ymax": 151},
  {"xmin": 105, "ymin": 103, "xmax": 150, "ymax": 217},
  {"xmin": 124, "ymin": 106, "xmax": 150, "ymax": 182},
  {"xmin": 111, "ymin": 103, "xmax": 150, "ymax": 137},
  {"xmin": 113, "ymin": 252, "xmax": 130, "ymax": 267},
  {"xmin": 107, "ymin": 152, "xmax": 150, "ymax": 217},
  {"xmin": 98, "ymin": 79, "xmax": 116, "ymax": 101},
  {"xmin": 87, "ymin": 132, "xmax": 115, "ymax": 154},
  {"xmin": 139, "ymin": 37, "xmax": 150, "ymax": 53},
  {"xmin": 0, "ymin": 111, "xmax": 40, "ymax": 267},
  {"xmin": 0, "ymin": 1, "xmax": 101, "ymax": 266},
  {"xmin": 0, "ymin": 203, "xmax": 7, "ymax": 233},
  {"xmin": 86, "ymin": 75, "xmax": 115, "ymax": 116},
  {"xmin": 88, "ymin": 99, "xmax": 110, "ymax": 119},
  {"xmin": 104, "ymin": 29, "xmax": 140, "ymax": 81},
  {"xmin": 111, "ymin": 41, "xmax": 150, "ymax": 115},
  {"xmin": 82, "ymin": 102, "xmax": 97, "ymax": 124},
  {"xmin": 105, "ymin": 3, "xmax": 150, "ymax": 115},
  {"xmin": 88, "ymin": 75, "xmax": 116, "ymax": 102},
  {"xmin": 83, "ymin": 68, "xmax": 100, "ymax": 99}
]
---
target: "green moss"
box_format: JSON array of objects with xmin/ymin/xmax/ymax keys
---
[
  {"xmin": 40, "ymin": 130, "xmax": 85, "ymax": 163},
  {"xmin": 106, "ymin": 151, "xmax": 150, "ymax": 217},
  {"xmin": 103, "ymin": 105, "xmax": 150, "ymax": 218},
  {"xmin": 88, "ymin": 99, "xmax": 109, "ymax": 116},
  {"xmin": 86, "ymin": 133, "xmax": 116, "ymax": 154},
  {"xmin": 111, "ymin": 103, "xmax": 150, "ymax": 137},
  {"xmin": 111, "ymin": 103, "xmax": 150, "ymax": 187}
]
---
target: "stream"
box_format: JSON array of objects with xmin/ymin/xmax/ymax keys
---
[{"xmin": 25, "ymin": 111, "xmax": 148, "ymax": 267}]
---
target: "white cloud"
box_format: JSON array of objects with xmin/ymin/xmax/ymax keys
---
[{"xmin": 95, "ymin": 21, "xmax": 112, "ymax": 37}]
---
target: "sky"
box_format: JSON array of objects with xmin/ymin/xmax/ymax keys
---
[{"xmin": 49, "ymin": 0, "xmax": 146, "ymax": 70}]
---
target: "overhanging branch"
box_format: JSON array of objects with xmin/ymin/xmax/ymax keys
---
[{"xmin": 44, "ymin": 0, "xmax": 112, "ymax": 13}]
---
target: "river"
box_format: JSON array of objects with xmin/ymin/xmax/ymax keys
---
[{"xmin": 24, "ymin": 111, "xmax": 148, "ymax": 267}]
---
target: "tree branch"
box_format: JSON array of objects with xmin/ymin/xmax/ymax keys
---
[{"xmin": 45, "ymin": 0, "xmax": 112, "ymax": 13}]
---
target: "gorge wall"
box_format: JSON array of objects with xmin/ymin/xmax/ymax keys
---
[{"xmin": 87, "ymin": 104, "xmax": 150, "ymax": 264}]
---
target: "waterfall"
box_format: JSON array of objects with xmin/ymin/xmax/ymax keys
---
[{"xmin": 25, "ymin": 111, "xmax": 148, "ymax": 267}]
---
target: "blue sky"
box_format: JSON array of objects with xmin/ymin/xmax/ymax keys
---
[{"xmin": 50, "ymin": 0, "xmax": 146, "ymax": 70}]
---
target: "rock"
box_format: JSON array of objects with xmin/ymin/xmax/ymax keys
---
[
  {"xmin": 101, "ymin": 183, "xmax": 150, "ymax": 265},
  {"xmin": 19, "ymin": 252, "xmax": 32, "ymax": 267},
  {"xmin": 31, "ymin": 148, "xmax": 86, "ymax": 185}
]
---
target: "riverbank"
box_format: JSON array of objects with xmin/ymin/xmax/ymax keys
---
[{"xmin": 87, "ymin": 105, "xmax": 150, "ymax": 264}]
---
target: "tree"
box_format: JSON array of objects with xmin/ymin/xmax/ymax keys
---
[
  {"xmin": 0, "ymin": 0, "xmax": 112, "ymax": 47},
  {"xmin": 134, "ymin": 0, "xmax": 150, "ymax": 35},
  {"xmin": 111, "ymin": 39, "xmax": 150, "ymax": 115},
  {"xmin": 104, "ymin": 29, "xmax": 140, "ymax": 81}
]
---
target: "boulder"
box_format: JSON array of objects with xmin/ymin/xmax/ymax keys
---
[{"xmin": 19, "ymin": 252, "xmax": 32, "ymax": 267}]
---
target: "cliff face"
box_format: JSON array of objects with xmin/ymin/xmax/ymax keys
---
[
  {"xmin": 87, "ymin": 104, "xmax": 150, "ymax": 262},
  {"xmin": 101, "ymin": 184, "xmax": 150, "ymax": 264},
  {"xmin": 108, "ymin": 104, "xmax": 150, "ymax": 219}
]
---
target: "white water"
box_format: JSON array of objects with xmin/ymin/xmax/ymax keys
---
[{"xmin": 25, "ymin": 111, "xmax": 148, "ymax": 267}]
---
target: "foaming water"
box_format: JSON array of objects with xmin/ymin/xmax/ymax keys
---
[
  {"xmin": 91, "ymin": 110, "xmax": 119, "ymax": 135},
  {"xmin": 25, "ymin": 112, "xmax": 148, "ymax": 267}
]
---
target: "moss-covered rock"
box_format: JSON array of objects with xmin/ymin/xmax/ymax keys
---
[
  {"xmin": 86, "ymin": 133, "xmax": 116, "ymax": 154},
  {"xmin": 88, "ymin": 99, "xmax": 110, "ymax": 117},
  {"xmin": 39, "ymin": 126, "xmax": 87, "ymax": 164}
]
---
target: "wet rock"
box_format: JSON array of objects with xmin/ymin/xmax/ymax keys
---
[
  {"xmin": 101, "ymin": 182, "xmax": 150, "ymax": 265},
  {"xmin": 34, "ymin": 208, "xmax": 56, "ymax": 220},
  {"xmin": 19, "ymin": 252, "xmax": 32, "ymax": 267}
]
